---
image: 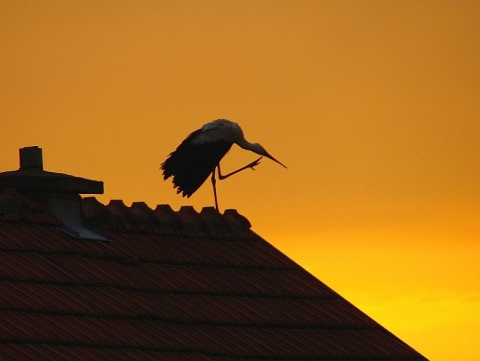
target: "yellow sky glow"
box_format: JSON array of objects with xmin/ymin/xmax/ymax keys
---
[{"xmin": 1, "ymin": 1, "xmax": 479, "ymax": 360}]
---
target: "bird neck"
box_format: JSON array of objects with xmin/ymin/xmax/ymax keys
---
[
  {"xmin": 237, "ymin": 138, "xmax": 255, "ymax": 150},
  {"xmin": 236, "ymin": 138, "xmax": 264, "ymax": 155}
]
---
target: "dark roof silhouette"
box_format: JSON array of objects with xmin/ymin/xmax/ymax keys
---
[{"xmin": 0, "ymin": 147, "xmax": 428, "ymax": 360}]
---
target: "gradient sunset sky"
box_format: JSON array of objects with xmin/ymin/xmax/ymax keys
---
[{"xmin": 1, "ymin": 1, "xmax": 479, "ymax": 360}]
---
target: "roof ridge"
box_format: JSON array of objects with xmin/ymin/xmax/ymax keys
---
[
  {"xmin": 0, "ymin": 190, "xmax": 253, "ymax": 235},
  {"xmin": 82, "ymin": 197, "xmax": 252, "ymax": 235}
]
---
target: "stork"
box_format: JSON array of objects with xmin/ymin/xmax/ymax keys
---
[{"xmin": 160, "ymin": 119, "xmax": 287, "ymax": 210}]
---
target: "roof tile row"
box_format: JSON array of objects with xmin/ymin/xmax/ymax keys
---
[{"xmin": 0, "ymin": 312, "xmax": 417, "ymax": 359}]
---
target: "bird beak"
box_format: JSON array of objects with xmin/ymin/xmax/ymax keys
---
[{"xmin": 264, "ymin": 151, "xmax": 287, "ymax": 168}]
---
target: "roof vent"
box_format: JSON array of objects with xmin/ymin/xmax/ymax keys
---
[{"xmin": 0, "ymin": 146, "xmax": 107, "ymax": 241}]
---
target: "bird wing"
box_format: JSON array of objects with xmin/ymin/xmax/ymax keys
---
[{"xmin": 161, "ymin": 128, "xmax": 232, "ymax": 197}]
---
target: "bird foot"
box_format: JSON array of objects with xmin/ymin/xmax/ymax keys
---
[{"xmin": 247, "ymin": 157, "xmax": 263, "ymax": 170}]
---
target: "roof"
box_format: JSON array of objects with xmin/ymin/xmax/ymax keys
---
[
  {"xmin": 0, "ymin": 190, "xmax": 427, "ymax": 361},
  {"xmin": 0, "ymin": 147, "xmax": 428, "ymax": 360}
]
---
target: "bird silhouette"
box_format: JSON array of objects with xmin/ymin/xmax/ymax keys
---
[{"xmin": 161, "ymin": 119, "xmax": 286, "ymax": 210}]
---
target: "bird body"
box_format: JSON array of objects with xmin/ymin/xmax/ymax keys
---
[
  {"xmin": 161, "ymin": 119, "xmax": 286, "ymax": 209},
  {"xmin": 190, "ymin": 119, "xmax": 243, "ymax": 145}
]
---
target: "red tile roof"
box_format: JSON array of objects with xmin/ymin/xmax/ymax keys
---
[{"xmin": 0, "ymin": 189, "xmax": 427, "ymax": 361}]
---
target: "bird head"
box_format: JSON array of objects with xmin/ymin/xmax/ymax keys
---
[{"xmin": 252, "ymin": 143, "xmax": 287, "ymax": 168}]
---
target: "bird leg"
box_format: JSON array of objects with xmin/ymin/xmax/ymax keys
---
[
  {"xmin": 211, "ymin": 170, "xmax": 219, "ymax": 211},
  {"xmin": 212, "ymin": 157, "xmax": 262, "ymax": 212},
  {"xmin": 217, "ymin": 157, "xmax": 263, "ymax": 180}
]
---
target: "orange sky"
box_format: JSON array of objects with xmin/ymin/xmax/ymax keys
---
[{"xmin": 1, "ymin": 1, "xmax": 479, "ymax": 360}]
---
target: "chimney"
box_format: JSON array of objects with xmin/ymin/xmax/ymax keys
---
[
  {"xmin": 0, "ymin": 146, "xmax": 104, "ymax": 194},
  {"xmin": 0, "ymin": 146, "xmax": 107, "ymax": 241},
  {"xmin": 19, "ymin": 146, "xmax": 43, "ymax": 170}
]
